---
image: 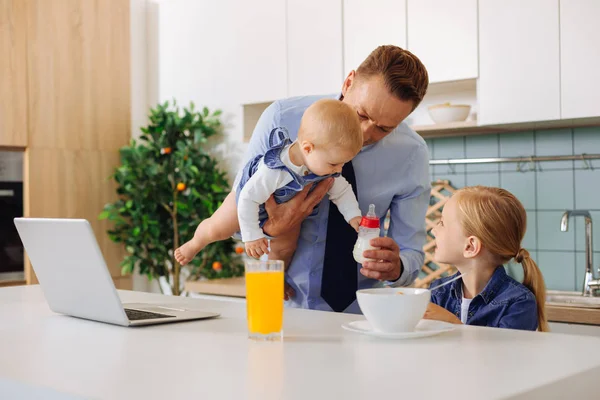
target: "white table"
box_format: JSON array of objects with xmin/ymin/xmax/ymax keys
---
[{"xmin": 1, "ymin": 286, "xmax": 599, "ymax": 400}]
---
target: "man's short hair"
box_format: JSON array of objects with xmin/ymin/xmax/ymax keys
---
[{"xmin": 357, "ymin": 45, "xmax": 429, "ymax": 110}]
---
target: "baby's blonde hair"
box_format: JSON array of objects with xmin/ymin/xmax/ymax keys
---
[
  {"xmin": 454, "ymin": 186, "xmax": 548, "ymax": 332},
  {"xmin": 298, "ymin": 99, "xmax": 363, "ymax": 155}
]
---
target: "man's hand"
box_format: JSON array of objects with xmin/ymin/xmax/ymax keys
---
[
  {"xmin": 284, "ymin": 282, "xmax": 295, "ymax": 301},
  {"xmin": 424, "ymin": 303, "xmax": 462, "ymax": 324},
  {"xmin": 262, "ymin": 178, "xmax": 334, "ymax": 237},
  {"xmin": 245, "ymin": 238, "xmax": 269, "ymax": 259},
  {"xmin": 360, "ymin": 237, "xmax": 403, "ymax": 281}
]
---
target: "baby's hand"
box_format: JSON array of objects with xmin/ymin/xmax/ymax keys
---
[
  {"xmin": 349, "ymin": 216, "xmax": 362, "ymax": 232},
  {"xmin": 245, "ymin": 238, "xmax": 270, "ymax": 259}
]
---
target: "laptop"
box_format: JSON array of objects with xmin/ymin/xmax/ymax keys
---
[{"xmin": 13, "ymin": 218, "xmax": 220, "ymax": 327}]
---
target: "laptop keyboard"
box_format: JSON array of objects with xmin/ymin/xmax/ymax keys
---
[{"xmin": 125, "ymin": 308, "xmax": 175, "ymax": 321}]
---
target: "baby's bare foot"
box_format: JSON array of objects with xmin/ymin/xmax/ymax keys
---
[{"xmin": 175, "ymin": 239, "xmax": 203, "ymax": 266}]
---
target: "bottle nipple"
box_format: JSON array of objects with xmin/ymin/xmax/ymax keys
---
[
  {"xmin": 367, "ymin": 204, "xmax": 376, "ymax": 218},
  {"xmin": 360, "ymin": 204, "xmax": 380, "ymax": 228}
]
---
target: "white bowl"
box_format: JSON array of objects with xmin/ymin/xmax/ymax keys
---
[
  {"xmin": 428, "ymin": 103, "xmax": 471, "ymax": 124},
  {"xmin": 356, "ymin": 288, "xmax": 431, "ymax": 333}
]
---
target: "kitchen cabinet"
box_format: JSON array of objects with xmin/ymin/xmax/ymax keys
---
[
  {"xmin": 23, "ymin": 0, "xmax": 131, "ymax": 287},
  {"xmin": 0, "ymin": 0, "xmax": 28, "ymax": 148},
  {"xmin": 407, "ymin": 0, "xmax": 478, "ymax": 83},
  {"xmin": 236, "ymin": 0, "xmax": 287, "ymax": 104},
  {"xmin": 478, "ymin": 0, "xmax": 560, "ymax": 125},
  {"xmin": 287, "ymin": 0, "xmax": 343, "ymax": 96},
  {"xmin": 343, "ymin": 0, "xmax": 407, "ymax": 76},
  {"xmin": 560, "ymin": 0, "xmax": 600, "ymax": 119}
]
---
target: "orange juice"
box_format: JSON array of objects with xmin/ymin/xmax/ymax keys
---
[{"xmin": 245, "ymin": 270, "xmax": 284, "ymax": 335}]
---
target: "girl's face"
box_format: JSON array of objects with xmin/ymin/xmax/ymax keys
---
[{"xmin": 431, "ymin": 196, "xmax": 468, "ymax": 266}]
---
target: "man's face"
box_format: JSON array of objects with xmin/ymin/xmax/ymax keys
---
[{"xmin": 341, "ymin": 72, "xmax": 414, "ymax": 146}]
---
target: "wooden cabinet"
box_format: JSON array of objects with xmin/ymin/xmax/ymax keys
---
[
  {"xmin": 22, "ymin": 0, "xmax": 131, "ymax": 286},
  {"xmin": 286, "ymin": 0, "xmax": 343, "ymax": 97},
  {"xmin": 478, "ymin": 0, "xmax": 560, "ymax": 125},
  {"xmin": 560, "ymin": 0, "xmax": 600, "ymax": 119},
  {"xmin": 343, "ymin": 0, "xmax": 407, "ymax": 76},
  {"xmin": 236, "ymin": 0, "xmax": 287, "ymax": 104},
  {"xmin": 0, "ymin": 0, "xmax": 28, "ymax": 148},
  {"xmin": 407, "ymin": 0, "xmax": 478, "ymax": 83},
  {"xmin": 26, "ymin": 0, "xmax": 130, "ymax": 151}
]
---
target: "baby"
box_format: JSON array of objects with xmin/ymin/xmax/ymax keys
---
[{"xmin": 175, "ymin": 99, "xmax": 363, "ymax": 268}]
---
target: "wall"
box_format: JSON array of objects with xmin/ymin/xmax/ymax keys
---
[
  {"xmin": 149, "ymin": 0, "xmax": 246, "ymax": 181},
  {"xmin": 426, "ymin": 127, "xmax": 600, "ymax": 292}
]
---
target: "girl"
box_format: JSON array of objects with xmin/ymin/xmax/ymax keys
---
[{"xmin": 425, "ymin": 186, "xmax": 548, "ymax": 331}]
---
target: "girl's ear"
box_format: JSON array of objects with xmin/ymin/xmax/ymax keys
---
[{"xmin": 463, "ymin": 236, "xmax": 482, "ymax": 259}]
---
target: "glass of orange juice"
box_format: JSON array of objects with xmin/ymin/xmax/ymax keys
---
[{"xmin": 245, "ymin": 260, "xmax": 284, "ymax": 341}]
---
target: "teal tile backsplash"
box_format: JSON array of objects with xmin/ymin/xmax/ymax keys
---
[
  {"xmin": 537, "ymin": 252, "xmax": 577, "ymax": 291},
  {"xmin": 428, "ymin": 126, "xmax": 600, "ymax": 291},
  {"xmin": 536, "ymin": 170, "xmax": 574, "ymax": 210},
  {"xmin": 537, "ymin": 211, "xmax": 575, "ymax": 251},
  {"xmin": 535, "ymin": 128, "xmax": 574, "ymax": 171},
  {"xmin": 465, "ymin": 135, "xmax": 500, "ymax": 173},
  {"xmin": 575, "ymin": 169, "xmax": 600, "ymax": 209},
  {"xmin": 500, "ymin": 172, "xmax": 536, "ymax": 209}
]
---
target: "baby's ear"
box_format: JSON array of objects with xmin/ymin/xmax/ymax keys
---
[
  {"xmin": 463, "ymin": 236, "xmax": 482, "ymax": 259},
  {"xmin": 300, "ymin": 140, "xmax": 314, "ymax": 154}
]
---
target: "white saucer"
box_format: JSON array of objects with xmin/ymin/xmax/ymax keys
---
[{"xmin": 342, "ymin": 319, "xmax": 455, "ymax": 339}]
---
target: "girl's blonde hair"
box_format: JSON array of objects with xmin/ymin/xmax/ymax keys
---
[{"xmin": 454, "ymin": 186, "xmax": 548, "ymax": 332}]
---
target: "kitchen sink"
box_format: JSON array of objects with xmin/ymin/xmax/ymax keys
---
[{"xmin": 546, "ymin": 291, "xmax": 600, "ymax": 309}]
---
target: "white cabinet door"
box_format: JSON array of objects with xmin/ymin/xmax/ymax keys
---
[
  {"xmin": 343, "ymin": 0, "xmax": 407, "ymax": 76},
  {"xmin": 407, "ymin": 0, "xmax": 478, "ymax": 83},
  {"xmin": 560, "ymin": 0, "xmax": 600, "ymax": 119},
  {"xmin": 235, "ymin": 0, "xmax": 287, "ymax": 104},
  {"xmin": 478, "ymin": 0, "xmax": 560, "ymax": 125},
  {"xmin": 287, "ymin": 0, "xmax": 343, "ymax": 97}
]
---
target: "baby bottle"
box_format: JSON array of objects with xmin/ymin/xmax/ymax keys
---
[{"xmin": 353, "ymin": 204, "xmax": 381, "ymax": 264}]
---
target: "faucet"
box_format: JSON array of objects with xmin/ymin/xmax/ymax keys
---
[{"xmin": 560, "ymin": 210, "xmax": 599, "ymax": 296}]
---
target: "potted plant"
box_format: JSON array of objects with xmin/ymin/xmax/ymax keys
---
[{"xmin": 100, "ymin": 101, "xmax": 243, "ymax": 295}]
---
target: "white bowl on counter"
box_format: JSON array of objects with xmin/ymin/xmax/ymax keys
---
[
  {"xmin": 356, "ymin": 288, "xmax": 431, "ymax": 333},
  {"xmin": 428, "ymin": 103, "xmax": 471, "ymax": 124}
]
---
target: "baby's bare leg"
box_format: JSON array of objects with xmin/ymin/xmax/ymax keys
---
[
  {"xmin": 175, "ymin": 192, "xmax": 239, "ymax": 265},
  {"xmin": 268, "ymin": 224, "xmax": 302, "ymax": 272}
]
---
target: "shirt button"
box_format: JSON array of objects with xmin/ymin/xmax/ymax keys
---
[{"xmin": 304, "ymin": 171, "xmax": 309, "ymax": 176}]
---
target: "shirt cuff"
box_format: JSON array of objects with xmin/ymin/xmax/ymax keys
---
[
  {"xmin": 240, "ymin": 227, "xmax": 266, "ymax": 243},
  {"xmin": 384, "ymin": 253, "xmax": 411, "ymax": 288}
]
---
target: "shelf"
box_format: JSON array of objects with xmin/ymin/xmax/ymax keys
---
[
  {"xmin": 242, "ymin": 98, "xmax": 600, "ymax": 141},
  {"xmin": 185, "ymin": 277, "xmax": 246, "ymax": 298},
  {"xmin": 0, "ymin": 280, "xmax": 26, "ymax": 288},
  {"xmin": 411, "ymin": 120, "xmax": 481, "ymax": 136},
  {"xmin": 413, "ymin": 116, "xmax": 600, "ymax": 139}
]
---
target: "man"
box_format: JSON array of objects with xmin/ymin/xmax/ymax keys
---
[{"xmin": 232, "ymin": 45, "xmax": 430, "ymax": 313}]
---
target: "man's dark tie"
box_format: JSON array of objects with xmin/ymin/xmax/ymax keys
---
[{"xmin": 321, "ymin": 161, "xmax": 358, "ymax": 312}]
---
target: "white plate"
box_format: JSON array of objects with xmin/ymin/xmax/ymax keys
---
[{"xmin": 342, "ymin": 319, "xmax": 455, "ymax": 339}]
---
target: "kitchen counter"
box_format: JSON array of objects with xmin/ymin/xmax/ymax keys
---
[
  {"xmin": 185, "ymin": 278, "xmax": 600, "ymax": 326},
  {"xmin": 546, "ymin": 304, "xmax": 600, "ymax": 325},
  {"xmin": 2, "ymin": 285, "xmax": 600, "ymax": 400}
]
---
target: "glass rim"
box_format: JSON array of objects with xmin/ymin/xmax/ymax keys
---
[
  {"xmin": 244, "ymin": 259, "xmax": 284, "ymax": 271},
  {"xmin": 244, "ymin": 259, "xmax": 284, "ymax": 266}
]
